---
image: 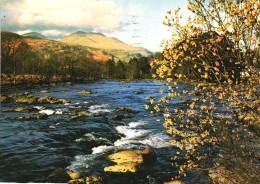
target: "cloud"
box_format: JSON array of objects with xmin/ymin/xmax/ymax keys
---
[{"xmin": 1, "ymin": 0, "xmax": 124, "ymax": 38}]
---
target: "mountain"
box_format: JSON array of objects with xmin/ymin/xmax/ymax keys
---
[
  {"xmin": 59, "ymin": 31, "xmax": 152, "ymax": 57},
  {"xmin": 22, "ymin": 32, "xmax": 48, "ymax": 39},
  {"xmin": 1, "ymin": 31, "xmax": 153, "ymax": 62}
]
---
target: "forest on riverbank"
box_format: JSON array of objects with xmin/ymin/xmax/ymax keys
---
[{"xmin": 1, "ymin": 30, "xmax": 161, "ymax": 86}]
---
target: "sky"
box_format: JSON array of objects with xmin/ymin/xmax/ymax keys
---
[{"xmin": 1, "ymin": 0, "xmax": 188, "ymax": 52}]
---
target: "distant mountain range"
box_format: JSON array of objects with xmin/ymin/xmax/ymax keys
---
[{"xmin": 1, "ymin": 31, "xmax": 152, "ymax": 62}]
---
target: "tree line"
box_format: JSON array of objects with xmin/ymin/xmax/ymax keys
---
[{"xmin": 1, "ymin": 33, "xmax": 155, "ymax": 84}]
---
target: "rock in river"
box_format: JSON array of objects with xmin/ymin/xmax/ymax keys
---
[
  {"xmin": 68, "ymin": 176, "xmax": 103, "ymax": 184},
  {"xmin": 1, "ymin": 92, "xmax": 69, "ymax": 104},
  {"xmin": 104, "ymin": 147, "xmax": 156, "ymax": 173},
  {"xmin": 164, "ymin": 181, "xmax": 185, "ymax": 184},
  {"xmin": 115, "ymin": 106, "xmax": 138, "ymax": 113},
  {"xmin": 17, "ymin": 113, "xmax": 48, "ymax": 120},
  {"xmin": 37, "ymin": 96, "xmax": 69, "ymax": 104},
  {"xmin": 4, "ymin": 107, "xmax": 38, "ymax": 112},
  {"xmin": 64, "ymin": 111, "xmax": 101, "ymax": 118},
  {"xmin": 77, "ymin": 90, "xmax": 96, "ymax": 94}
]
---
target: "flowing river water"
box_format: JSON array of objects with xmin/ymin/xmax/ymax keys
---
[{"xmin": 0, "ymin": 80, "xmax": 210, "ymax": 183}]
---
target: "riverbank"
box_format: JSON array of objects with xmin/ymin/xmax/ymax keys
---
[
  {"xmin": 0, "ymin": 74, "xmax": 99, "ymax": 91},
  {"xmin": 0, "ymin": 73, "xmax": 167, "ymax": 91}
]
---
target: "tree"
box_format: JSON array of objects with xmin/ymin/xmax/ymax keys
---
[
  {"xmin": 150, "ymin": 0, "xmax": 260, "ymax": 183},
  {"xmin": 115, "ymin": 60, "xmax": 126, "ymax": 79},
  {"xmin": 1, "ymin": 32, "xmax": 23, "ymax": 84},
  {"xmin": 106, "ymin": 57, "xmax": 116, "ymax": 79},
  {"xmin": 126, "ymin": 57, "xmax": 139, "ymax": 79},
  {"xmin": 138, "ymin": 57, "xmax": 151, "ymax": 78}
]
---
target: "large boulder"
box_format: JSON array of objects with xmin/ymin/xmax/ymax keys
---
[
  {"xmin": 107, "ymin": 150, "xmax": 144, "ymax": 164},
  {"xmin": 104, "ymin": 147, "xmax": 156, "ymax": 173}
]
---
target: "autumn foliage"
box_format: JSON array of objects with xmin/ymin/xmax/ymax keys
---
[{"xmin": 150, "ymin": 0, "xmax": 259, "ymax": 183}]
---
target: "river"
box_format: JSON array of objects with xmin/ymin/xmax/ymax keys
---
[{"xmin": 0, "ymin": 80, "xmax": 209, "ymax": 183}]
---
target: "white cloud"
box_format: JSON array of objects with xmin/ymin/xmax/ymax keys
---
[
  {"xmin": 2, "ymin": 0, "xmax": 124, "ymax": 34},
  {"xmin": 41, "ymin": 29, "xmax": 70, "ymax": 37},
  {"xmin": 15, "ymin": 29, "xmax": 32, "ymax": 35}
]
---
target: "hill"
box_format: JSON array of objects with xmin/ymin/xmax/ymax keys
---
[
  {"xmin": 59, "ymin": 31, "xmax": 152, "ymax": 57},
  {"xmin": 22, "ymin": 32, "xmax": 48, "ymax": 39},
  {"xmin": 1, "ymin": 31, "xmax": 152, "ymax": 62},
  {"xmin": 1, "ymin": 30, "xmax": 23, "ymax": 40}
]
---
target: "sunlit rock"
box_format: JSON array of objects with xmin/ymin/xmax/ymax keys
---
[
  {"xmin": 4, "ymin": 107, "xmax": 38, "ymax": 112},
  {"xmin": 68, "ymin": 176, "xmax": 102, "ymax": 184},
  {"xmin": 40, "ymin": 90, "xmax": 49, "ymax": 93},
  {"xmin": 104, "ymin": 162, "xmax": 140, "ymax": 173},
  {"xmin": 77, "ymin": 90, "xmax": 96, "ymax": 94},
  {"xmin": 15, "ymin": 96, "xmax": 37, "ymax": 104},
  {"xmin": 115, "ymin": 106, "xmax": 138, "ymax": 113},
  {"xmin": 64, "ymin": 111, "xmax": 100, "ymax": 117},
  {"xmin": 107, "ymin": 150, "xmax": 144, "ymax": 164},
  {"xmin": 17, "ymin": 113, "xmax": 48, "ymax": 120},
  {"xmin": 164, "ymin": 180, "xmax": 185, "ymax": 184},
  {"xmin": 104, "ymin": 147, "xmax": 156, "ymax": 173}
]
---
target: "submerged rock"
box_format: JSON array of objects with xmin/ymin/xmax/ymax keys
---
[
  {"xmin": 136, "ymin": 91, "xmax": 144, "ymax": 94},
  {"xmin": 17, "ymin": 113, "xmax": 48, "ymax": 120},
  {"xmin": 77, "ymin": 90, "xmax": 96, "ymax": 94},
  {"xmin": 104, "ymin": 147, "xmax": 156, "ymax": 173}
]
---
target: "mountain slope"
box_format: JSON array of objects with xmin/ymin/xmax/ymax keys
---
[
  {"xmin": 22, "ymin": 32, "xmax": 48, "ymax": 39},
  {"xmin": 1, "ymin": 31, "xmax": 152, "ymax": 62},
  {"xmin": 1, "ymin": 30, "xmax": 23, "ymax": 40},
  {"xmin": 59, "ymin": 31, "xmax": 152, "ymax": 56}
]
